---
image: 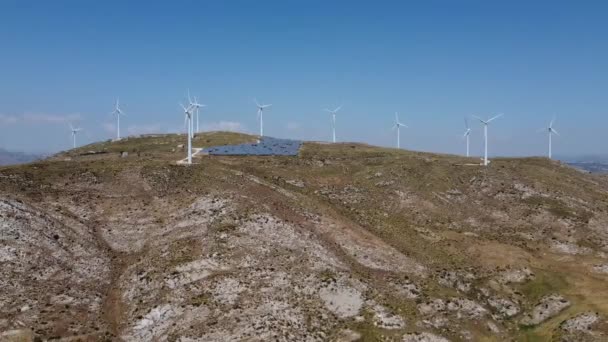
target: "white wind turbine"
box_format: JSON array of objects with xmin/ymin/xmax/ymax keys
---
[
  {"xmin": 110, "ymin": 98, "xmax": 125, "ymax": 140},
  {"xmin": 69, "ymin": 123, "xmax": 82, "ymax": 149},
  {"xmin": 463, "ymin": 117, "xmax": 471, "ymax": 157},
  {"xmin": 255, "ymin": 99, "xmax": 272, "ymax": 136},
  {"xmin": 540, "ymin": 116, "xmax": 559, "ymax": 159},
  {"xmin": 473, "ymin": 114, "xmax": 503, "ymax": 166},
  {"xmin": 392, "ymin": 112, "xmax": 407, "ymax": 149},
  {"xmin": 188, "ymin": 90, "xmax": 206, "ymax": 135},
  {"xmin": 324, "ymin": 105, "xmax": 342, "ymax": 143},
  {"xmin": 180, "ymin": 101, "xmax": 194, "ymax": 165}
]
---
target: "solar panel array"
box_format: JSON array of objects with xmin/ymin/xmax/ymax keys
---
[{"xmin": 203, "ymin": 137, "xmax": 302, "ymax": 156}]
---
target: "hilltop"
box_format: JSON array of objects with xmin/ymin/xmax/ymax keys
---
[{"xmin": 1, "ymin": 132, "xmax": 608, "ymax": 341}]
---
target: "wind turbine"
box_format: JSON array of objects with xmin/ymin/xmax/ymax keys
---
[
  {"xmin": 463, "ymin": 117, "xmax": 471, "ymax": 157},
  {"xmin": 324, "ymin": 105, "xmax": 342, "ymax": 143},
  {"xmin": 473, "ymin": 114, "xmax": 503, "ymax": 166},
  {"xmin": 188, "ymin": 90, "xmax": 206, "ymax": 135},
  {"xmin": 540, "ymin": 116, "xmax": 559, "ymax": 159},
  {"xmin": 69, "ymin": 123, "xmax": 82, "ymax": 149},
  {"xmin": 180, "ymin": 102, "xmax": 194, "ymax": 165},
  {"xmin": 110, "ymin": 98, "xmax": 125, "ymax": 140},
  {"xmin": 392, "ymin": 112, "xmax": 407, "ymax": 149},
  {"xmin": 255, "ymin": 99, "xmax": 272, "ymax": 136}
]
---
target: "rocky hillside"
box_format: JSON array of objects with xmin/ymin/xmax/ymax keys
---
[{"xmin": 1, "ymin": 132, "xmax": 607, "ymax": 341}]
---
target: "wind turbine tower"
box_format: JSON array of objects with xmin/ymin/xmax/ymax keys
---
[
  {"xmin": 463, "ymin": 117, "xmax": 471, "ymax": 157},
  {"xmin": 188, "ymin": 90, "xmax": 206, "ymax": 134},
  {"xmin": 180, "ymin": 102, "xmax": 194, "ymax": 165},
  {"xmin": 255, "ymin": 99, "xmax": 272, "ymax": 137},
  {"xmin": 473, "ymin": 114, "xmax": 503, "ymax": 166},
  {"xmin": 324, "ymin": 105, "xmax": 342, "ymax": 143},
  {"xmin": 110, "ymin": 98, "xmax": 125, "ymax": 140},
  {"xmin": 69, "ymin": 123, "xmax": 82, "ymax": 149},
  {"xmin": 392, "ymin": 112, "xmax": 407, "ymax": 149}
]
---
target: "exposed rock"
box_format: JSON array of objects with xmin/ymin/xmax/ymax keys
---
[
  {"xmin": 496, "ymin": 267, "xmax": 534, "ymax": 284},
  {"xmin": 446, "ymin": 298, "xmax": 487, "ymax": 319},
  {"xmin": 126, "ymin": 304, "xmax": 183, "ymax": 341},
  {"xmin": 0, "ymin": 329, "xmax": 34, "ymax": 342},
  {"xmin": 560, "ymin": 312, "xmax": 600, "ymax": 333},
  {"xmin": 418, "ymin": 299, "xmax": 446, "ymax": 316},
  {"xmin": 402, "ymin": 331, "xmax": 450, "ymax": 342},
  {"xmin": 335, "ymin": 329, "xmax": 362, "ymax": 342},
  {"xmin": 487, "ymin": 297, "xmax": 520, "ymax": 318},
  {"xmin": 422, "ymin": 316, "xmax": 449, "ymax": 329},
  {"xmin": 319, "ymin": 283, "xmax": 364, "ymax": 318},
  {"xmin": 418, "ymin": 298, "xmax": 486, "ymax": 320},
  {"xmin": 371, "ymin": 303, "xmax": 406, "ymax": 329},
  {"xmin": 437, "ymin": 270, "xmax": 473, "ymax": 292},
  {"xmin": 486, "ymin": 321, "xmax": 500, "ymax": 333},
  {"xmin": 520, "ymin": 294, "xmax": 571, "ymax": 326},
  {"xmin": 0, "ymin": 199, "xmax": 111, "ymax": 336},
  {"xmin": 592, "ymin": 264, "xmax": 608, "ymax": 274},
  {"xmin": 392, "ymin": 280, "xmax": 422, "ymax": 299},
  {"xmin": 551, "ymin": 241, "xmax": 592, "ymax": 255},
  {"xmin": 285, "ymin": 179, "xmax": 305, "ymax": 188}
]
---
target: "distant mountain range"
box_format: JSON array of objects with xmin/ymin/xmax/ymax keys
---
[
  {"xmin": 557, "ymin": 155, "xmax": 608, "ymax": 174},
  {"xmin": 0, "ymin": 148, "xmax": 43, "ymax": 166},
  {"xmin": 566, "ymin": 162, "xmax": 608, "ymax": 174}
]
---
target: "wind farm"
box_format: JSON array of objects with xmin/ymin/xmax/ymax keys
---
[{"xmin": 48, "ymin": 100, "xmax": 565, "ymax": 168}]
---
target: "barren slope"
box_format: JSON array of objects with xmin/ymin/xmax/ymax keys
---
[{"xmin": 1, "ymin": 132, "xmax": 608, "ymax": 341}]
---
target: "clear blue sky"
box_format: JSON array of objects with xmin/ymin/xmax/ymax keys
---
[{"xmin": 1, "ymin": 0, "xmax": 607, "ymax": 157}]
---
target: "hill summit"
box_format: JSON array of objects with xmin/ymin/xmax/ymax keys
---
[{"xmin": 1, "ymin": 132, "xmax": 607, "ymax": 341}]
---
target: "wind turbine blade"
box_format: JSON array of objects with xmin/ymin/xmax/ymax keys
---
[
  {"xmin": 180, "ymin": 103, "xmax": 187, "ymax": 111},
  {"xmin": 552, "ymin": 128, "xmax": 560, "ymax": 136},
  {"xmin": 487, "ymin": 113, "xmax": 503, "ymax": 122},
  {"xmin": 254, "ymin": 98, "xmax": 261, "ymax": 107},
  {"xmin": 550, "ymin": 116, "xmax": 555, "ymax": 128},
  {"xmin": 187, "ymin": 89, "xmax": 192, "ymax": 103},
  {"xmin": 465, "ymin": 117, "xmax": 469, "ymax": 129},
  {"xmin": 471, "ymin": 115, "xmax": 485, "ymax": 123},
  {"xmin": 334, "ymin": 105, "xmax": 342, "ymax": 113}
]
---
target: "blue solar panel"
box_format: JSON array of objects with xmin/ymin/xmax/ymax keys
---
[{"xmin": 203, "ymin": 137, "xmax": 302, "ymax": 156}]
